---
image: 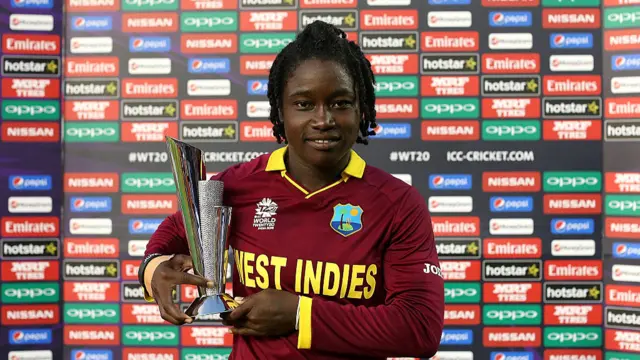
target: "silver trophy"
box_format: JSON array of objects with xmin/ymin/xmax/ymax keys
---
[{"xmin": 165, "ymin": 136, "xmax": 238, "ymax": 320}]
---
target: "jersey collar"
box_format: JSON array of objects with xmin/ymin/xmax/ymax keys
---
[{"xmin": 265, "ymin": 146, "xmax": 366, "ymax": 179}]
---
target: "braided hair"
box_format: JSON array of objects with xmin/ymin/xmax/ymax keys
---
[{"xmin": 267, "ymin": 20, "xmax": 377, "ymax": 145}]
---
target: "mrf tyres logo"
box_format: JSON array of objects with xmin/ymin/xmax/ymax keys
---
[
  {"xmin": 360, "ymin": 32, "xmax": 418, "ymax": 52},
  {"xmin": 544, "ymin": 282, "xmax": 603, "ymax": 303},
  {"xmin": 482, "ymin": 75, "xmax": 540, "ymax": 96},
  {"xmin": 1, "ymin": 239, "xmax": 58, "ymax": 259},
  {"xmin": 65, "ymin": 79, "xmax": 118, "ymax": 99},
  {"xmin": 122, "ymin": 100, "xmax": 178, "ymax": 121},
  {"xmin": 63, "ymin": 260, "xmax": 119, "ymax": 280},
  {"xmin": 181, "ymin": 121, "xmax": 238, "ymax": 142},
  {"xmin": 421, "ymin": 54, "xmax": 479, "ymax": 74},
  {"xmin": 482, "ymin": 260, "xmax": 541, "ymax": 281},
  {"xmin": 435, "ymin": 238, "xmax": 481, "ymax": 259},
  {"xmin": 2, "ymin": 56, "xmax": 59, "ymax": 76},
  {"xmin": 543, "ymin": 97, "xmax": 602, "ymax": 118}
]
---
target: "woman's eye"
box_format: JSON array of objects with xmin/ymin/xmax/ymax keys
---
[
  {"xmin": 333, "ymin": 100, "xmax": 353, "ymax": 109},
  {"xmin": 294, "ymin": 101, "xmax": 312, "ymax": 109}
]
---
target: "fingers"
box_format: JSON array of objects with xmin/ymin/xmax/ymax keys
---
[
  {"xmin": 228, "ymin": 297, "xmax": 254, "ymax": 321},
  {"xmin": 172, "ymin": 254, "xmax": 194, "ymax": 271},
  {"xmin": 177, "ymin": 271, "xmax": 213, "ymax": 288},
  {"xmin": 153, "ymin": 285, "xmax": 191, "ymax": 325},
  {"xmin": 229, "ymin": 327, "xmax": 262, "ymax": 336}
]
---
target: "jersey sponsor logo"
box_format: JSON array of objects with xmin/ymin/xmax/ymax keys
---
[
  {"xmin": 123, "ymin": 349, "xmax": 178, "ymax": 360},
  {"xmin": 543, "ymin": 75, "xmax": 601, "ymax": 96},
  {"xmin": 429, "ymin": 196, "xmax": 473, "ymax": 213},
  {"xmin": 11, "ymin": 0, "xmax": 54, "ymax": 8},
  {"xmin": 543, "ymin": 97, "xmax": 604, "ymax": 118},
  {"xmin": 71, "ymin": 15, "xmax": 112, "ymax": 31},
  {"xmin": 483, "ymin": 327, "xmax": 541, "ymax": 347},
  {"xmin": 9, "ymin": 14, "xmax": 53, "ymax": 32},
  {"xmin": 69, "ymin": 37, "xmax": 112, "ymax": 54},
  {"xmin": 606, "ymin": 97, "xmax": 640, "ymax": 118},
  {"xmin": 240, "ymin": 11, "xmax": 297, "ymax": 31},
  {"xmin": 181, "ymin": 34, "xmax": 237, "ymax": 54},
  {"xmin": 421, "ymin": 98, "xmax": 478, "ymax": 118},
  {"xmin": 122, "ymin": 0, "xmax": 178, "ymax": 10},
  {"xmin": 613, "ymin": 264, "xmax": 640, "ymax": 283},
  {"xmin": 482, "ymin": 76, "xmax": 540, "ymax": 97},
  {"xmin": 129, "ymin": 37, "xmax": 170, "ymax": 53},
  {"xmin": 488, "ymin": 33, "xmax": 533, "ymax": 50},
  {"xmin": 2, "ymin": 34, "xmax": 59, "ymax": 55},
  {"xmin": 421, "ymin": 54, "xmax": 478, "ymax": 75},
  {"xmin": 1, "ymin": 261, "xmax": 58, "ymax": 282},
  {"xmin": 64, "ymin": 281, "xmax": 119, "ymax": 302},
  {"xmin": 542, "ymin": 9, "xmax": 600, "ymax": 29},
  {"xmin": 374, "ymin": 98, "xmax": 418, "ymax": 118},
  {"xmin": 299, "ymin": 10, "xmax": 357, "ymax": 30},
  {"xmin": 490, "ymin": 352, "xmax": 534, "ymax": 360},
  {"xmin": 360, "ymin": 32, "xmax": 418, "ymax": 52},
  {"xmin": 180, "ymin": 0, "xmax": 235, "ymax": 9},
  {"xmin": 606, "ymin": 29, "xmax": 640, "ymax": 51},
  {"xmin": 432, "ymin": 217, "xmax": 480, "ymax": 236},
  {"xmin": 2, "ymin": 304, "xmax": 59, "ymax": 325},
  {"xmin": 427, "ymin": 11, "xmax": 472, "ymax": 28},
  {"xmin": 606, "ymin": 307, "xmax": 640, "ymax": 330},
  {"xmin": 484, "ymin": 282, "xmax": 541, "ymax": 303},
  {"xmin": 445, "ymin": 304, "xmax": 480, "ymax": 326},
  {"xmin": 122, "ymin": 303, "xmax": 166, "ymax": 324},
  {"xmin": 421, "ymin": 75, "xmax": 478, "ymax": 96},
  {"xmin": 122, "ymin": 100, "xmax": 177, "ymax": 121},
  {"xmin": 445, "ymin": 283, "xmax": 481, "ymax": 305},
  {"xmin": 483, "ymin": 172, "xmax": 540, "ymax": 192},
  {"xmin": 65, "ymin": 57, "xmax": 118, "ymax": 77},
  {"xmin": 611, "ymin": 76, "xmax": 640, "ymax": 95},
  {"xmin": 483, "ymin": 238, "xmax": 541, "ymax": 258},
  {"xmin": 371, "ymin": 123, "xmax": 411, "ymax": 139},
  {"xmin": 70, "ymin": 350, "xmax": 113, "ymax": 360},
  {"xmin": 128, "ymin": 58, "xmax": 171, "ymax": 75},
  {"xmin": 181, "ymin": 12, "xmax": 238, "ymax": 33},
  {"xmin": 482, "ymin": 0, "xmax": 539, "ymax": 6},
  {"xmin": 68, "ymin": 218, "xmax": 112, "ymax": 235},
  {"xmin": 63, "ymin": 325, "xmax": 120, "ymax": 346},
  {"xmin": 240, "ymin": 121, "xmax": 273, "ymax": 141},
  {"xmin": 240, "ymin": 0, "xmax": 297, "ymax": 8},
  {"xmin": 65, "ymin": 79, "xmax": 118, "ymax": 99},
  {"xmin": 64, "ymin": 122, "xmax": 119, "ymax": 143},
  {"xmin": 2, "ymin": 56, "xmax": 60, "ymax": 77},
  {"xmin": 543, "ymin": 120, "xmax": 601, "ymax": 141},
  {"xmin": 482, "ymin": 98, "xmax": 540, "ymax": 118},
  {"xmin": 128, "ymin": 219, "xmax": 162, "ymax": 235},
  {"xmin": 436, "ymin": 238, "xmax": 481, "ymax": 259},
  {"xmin": 489, "ymin": 218, "xmax": 534, "ymax": 235},
  {"xmin": 605, "ymin": 329, "xmax": 640, "ymax": 353},
  {"xmin": 66, "ymin": 0, "xmax": 119, "ymax": 10},
  {"xmin": 360, "ymin": 10, "xmax": 417, "ymax": 30},
  {"xmin": 189, "ymin": 58, "xmax": 230, "ymax": 74},
  {"xmin": 181, "ymin": 326, "xmax": 232, "ymax": 347},
  {"xmin": 122, "ymin": 78, "xmax": 177, "ymax": 98},
  {"xmin": 1, "ymin": 122, "xmax": 60, "ymax": 142},
  {"xmin": 544, "ymin": 282, "xmax": 603, "ymax": 303},
  {"xmin": 543, "ymin": 194, "xmax": 601, "ymax": 214},
  {"xmin": 121, "ymin": 195, "xmax": 177, "ymax": 214},
  {"xmin": 253, "ymin": 198, "xmax": 278, "ymax": 231},
  {"xmin": 2, "ymin": 78, "xmax": 60, "ymax": 99},
  {"xmin": 121, "ymin": 260, "xmax": 141, "ymax": 281},
  {"xmin": 544, "ymin": 327, "xmax": 602, "ymax": 348},
  {"xmin": 607, "ymin": 285, "xmax": 640, "ymax": 309},
  {"xmin": 421, "ymin": 121, "xmax": 479, "ymax": 141},
  {"xmin": 240, "ymin": 55, "xmax": 275, "ymax": 75},
  {"xmin": 1, "ymin": 217, "xmax": 59, "ymax": 238},
  {"xmin": 550, "ymin": 54, "xmax": 594, "ymax": 72},
  {"xmin": 483, "ymin": 260, "xmax": 541, "ymax": 281},
  {"xmin": 545, "ymin": 260, "xmax": 602, "ymax": 281},
  {"xmin": 7, "ymin": 196, "xmax": 53, "ymax": 213},
  {"xmin": 64, "ymin": 238, "xmax": 119, "ymax": 258},
  {"xmin": 421, "ymin": 31, "xmax": 478, "ymax": 51},
  {"xmin": 489, "ymin": 196, "xmax": 534, "ymax": 212},
  {"xmin": 550, "ymin": 33, "xmax": 593, "ymax": 49},
  {"xmin": 64, "ymin": 173, "xmax": 118, "ymax": 192},
  {"xmin": 614, "ymin": 241, "xmax": 640, "ymax": 259},
  {"xmin": 613, "ymin": 54, "xmax": 640, "ymax": 71},
  {"xmin": 543, "ymin": 171, "xmax": 601, "ymax": 192},
  {"xmin": 606, "ymin": 172, "xmax": 640, "ymax": 193},
  {"xmin": 1, "ymin": 239, "xmax": 58, "ymax": 259},
  {"xmin": 64, "ymin": 303, "xmax": 119, "ymax": 324},
  {"xmin": 483, "ymin": 304, "xmax": 541, "ymax": 326},
  {"xmin": 375, "ymin": 75, "xmax": 418, "ymax": 96},
  {"xmin": 489, "ymin": 11, "xmax": 532, "ymax": 27},
  {"xmin": 606, "ymin": 120, "xmax": 640, "ymax": 141},
  {"xmin": 482, "ymin": 53, "xmax": 539, "ymax": 74},
  {"xmin": 122, "ymin": 13, "xmax": 177, "ymax": 32},
  {"xmin": 550, "ymin": 218, "xmax": 594, "ymax": 235},
  {"xmin": 8, "ymin": 175, "xmax": 52, "ymax": 191}
]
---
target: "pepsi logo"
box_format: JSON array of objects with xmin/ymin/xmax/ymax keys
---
[
  {"xmin": 251, "ymin": 81, "xmax": 263, "ymax": 91},
  {"xmin": 373, "ymin": 124, "xmax": 383, "ymax": 135},
  {"xmin": 12, "ymin": 331, "xmax": 23, "ymax": 342},
  {"xmin": 75, "ymin": 18, "xmax": 85, "ymax": 27},
  {"xmin": 191, "ymin": 60, "xmax": 202, "ymax": 70},
  {"xmin": 554, "ymin": 220, "xmax": 566, "ymax": 232},
  {"xmin": 493, "ymin": 197, "xmax": 505, "ymax": 209},
  {"xmin": 12, "ymin": 177, "xmax": 24, "ymax": 187},
  {"xmin": 74, "ymin": 199, "xmax": 84, "ymax": 208},
  {"xmin": 553, "ymin": 35, "xmax": 564, "ymax": 46},
  {"xmin": 75, "ymin": 351, "xmax": 85, "ymax": 360},
  {"xmin": 494, "ymin": 354, "xmax": 506, "ymax": 360},
  {"xmin": 493, "ymin": 13, "xmax": 504, "ymax": 24},
  {"xmin": 132, "ymin": 39, "xmax": 144, "ymax": 48},
  {"xmin": 616, "ymin": 57, "xmax": 625, "ymax": 67},
  {"xmin": 132, "ymin": 220, "xmax": 143, "ymax": 230},
  {"xmin": 432, "ymin": 176, "xmax": 444, "ymax": 187},
  {"xmin": 617, "ymin": 244, "xmax": 627, "ymax": 255}
]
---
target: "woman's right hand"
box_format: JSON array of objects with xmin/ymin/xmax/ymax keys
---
[{"xmin": 150, "ymin": 254, "xmax": 213, "ymax": 325}]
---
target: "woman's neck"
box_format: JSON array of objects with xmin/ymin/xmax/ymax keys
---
[{"xmin": 285, "ymin": 149, "xmax": 350, "ymax": 193}]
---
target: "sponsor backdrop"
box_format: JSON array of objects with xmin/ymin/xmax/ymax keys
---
[{"xmin": 3, "ymin": 0, "xmax": 640, "ymax": 359}]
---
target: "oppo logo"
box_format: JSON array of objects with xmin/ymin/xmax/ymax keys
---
[
  {"xmin": 185, "ymin": 355, "xmax": 229, "ymax": 360},
  {"xmin": 124, "ymin": 177, "xmax": 173, "ymax": 188},
  {"xmin": 486, "ymin": 309, "xmax": 537, "ymax": 321},
  {"xmin": 66, "ymin": 308, "xmax": 117, "ymax": 319},
  {"xmin": 66, "ymin": 127, "xmax": 116, "ymax": 138},
  {"xmin": 485, "ymin": 125, "xmax": 537, "ymax": 136},
  {"xmin": 607, "ymin": 12, "xmax": 640, "ymax": 24},
  {"xmin": 608, "ymin": 200, "xmax": 640, "ymax": 211},
  {"xmin": 5, "ymin": 105, "xmax": 56, "ymax": 115},
  {"xmin": 424, "ymin": 103, "xmax": 476, "ymax": 114},
  {"xmin": 376, "ymin": 81, "xmax": 415, "ymax": 92},
  {"xmin": 444, "ymin": 288, "xmax": 477, "ymax": 298},
  {"xmin": 125, "ymin": 0, "xmax": 175, "ymax": 5},
  {"xmin": 547, "ymin": 331, "xmax": 598, "ymax": 343},
  {"xmin": 4, "ymin": 288, "xmax": 55, "ymax": 299},
  {"xmin": 184, "ymin": 17, "xmax": 234, "ymax": 27},
  {"xmin": 125, "ymin": 330, "xmax": 176, "ymax": 341},
  {"xmin": 546, "ymin": 176, "xmax": 598, "ymax": 187},
  {"xmin": 243, "ymin": 38, "xmax": 292, "ymax": 49}
]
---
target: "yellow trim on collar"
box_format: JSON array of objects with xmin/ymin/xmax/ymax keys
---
[{"xmin": 265, "ymin": 146, "xmax": 365, "ymax": 179}]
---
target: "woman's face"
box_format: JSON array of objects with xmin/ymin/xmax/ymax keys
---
[{"xmin": 280, "ymin": 59, "xmax": 361, "ymax": 169}]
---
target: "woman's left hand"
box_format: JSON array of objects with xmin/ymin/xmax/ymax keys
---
[{"xmin": 222, "ymin": 289, "xmax": 299, "ymax": 337}]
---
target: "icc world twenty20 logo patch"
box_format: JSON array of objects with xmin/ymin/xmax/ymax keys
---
[{"xmin": 330, "ymin": 204, "xmax": 363, "ymax": 237}]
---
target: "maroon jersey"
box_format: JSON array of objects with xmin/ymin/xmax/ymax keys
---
[{"xmin": 145, "ymin": 146, "xmax": 444, "ymax": 359}]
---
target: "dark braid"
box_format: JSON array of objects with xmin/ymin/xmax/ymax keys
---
[{"xmin": 267, "ymin": 21, "xmax": 377, "ymax": 145}]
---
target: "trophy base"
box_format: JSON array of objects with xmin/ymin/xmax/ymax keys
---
[{"xmin": 185, "ymin": 293, "xmax": 239, "ymax": 320}]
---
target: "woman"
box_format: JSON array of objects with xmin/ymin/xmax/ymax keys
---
[{"xmin": 139, "ymin": 20, "xmax": 444, "ymax": 360}]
